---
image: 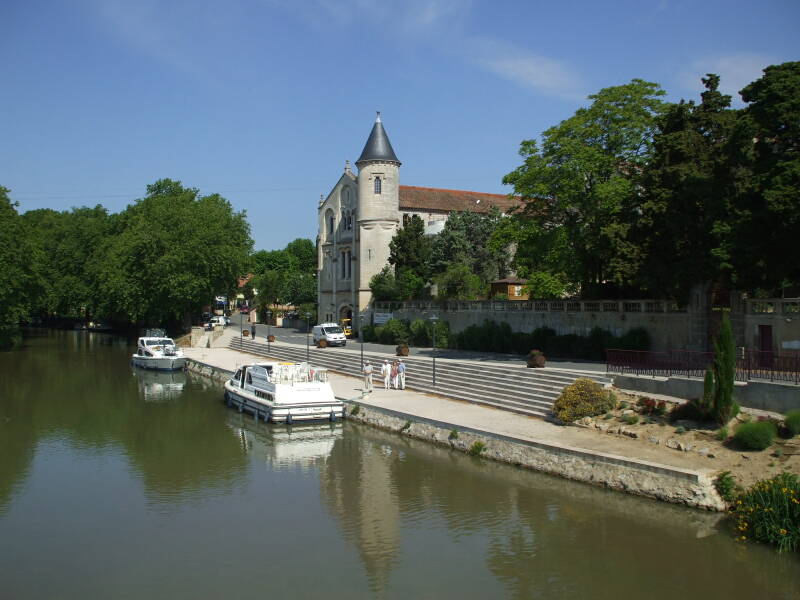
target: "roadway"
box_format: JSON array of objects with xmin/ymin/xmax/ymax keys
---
[{"xmin": 228, "ymin": 311, "xmax": 607, "ymax": 373}]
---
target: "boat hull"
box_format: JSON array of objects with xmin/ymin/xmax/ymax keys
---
[
  {"xmin": 224, "ymin": 381, "xmax": 344, "ymax": 424},
  {"xmin": 131, "ymin": 355, "xmax": 187, "ymax": 371}
]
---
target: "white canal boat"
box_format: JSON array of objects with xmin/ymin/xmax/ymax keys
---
[
  {"xmin": 224, "ymin": 361, "xmax": 344, "ymax": 424},
  {"xmin": 131, "ymin": 333, "xmax": 187, "ymax": 371}
]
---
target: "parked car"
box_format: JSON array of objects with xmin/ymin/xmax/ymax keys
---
[
  {"xmin": 312, "ymin": 323, "xmax": 347, "ymax": 347},
  {"xmin": 239, "ymin": 306, "xmax": 250, "ymax": 315},
  {"xmin": 209, "ymin": 316, "xmax": 227, "ymax": 328}
]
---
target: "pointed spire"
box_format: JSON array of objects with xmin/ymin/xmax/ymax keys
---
[{"xmin": 356, "ymin": 112, "xmax": 400, "ymax": 166}]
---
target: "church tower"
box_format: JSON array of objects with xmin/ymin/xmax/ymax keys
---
[{"xmin": 355, "ymin": 112, "xmax": 401, "ymax": 316}]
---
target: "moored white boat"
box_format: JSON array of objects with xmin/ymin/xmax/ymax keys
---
[
  {"xmin": 131, "ymin": 333, "xmax": 186, "ymax": 371},
  {"xmin": 224, "ymin": 361, "xmax": 344, "ymax": 423}
]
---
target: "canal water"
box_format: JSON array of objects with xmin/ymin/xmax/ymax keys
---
[{"xmin": 1, "ymin": 331, "xmax": 798, "ymax": 599}]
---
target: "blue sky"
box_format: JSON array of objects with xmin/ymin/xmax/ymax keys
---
[{"xmin": 2, "ymin": 0, "xmax": 798, "ymax": 251}]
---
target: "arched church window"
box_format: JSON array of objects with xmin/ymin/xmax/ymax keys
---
[{"xmin": 374, "ymin": 177, "xmax": 382, "ymax": 194}]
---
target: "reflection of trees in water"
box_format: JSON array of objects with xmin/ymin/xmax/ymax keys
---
[
  {"xmin": 327, "ymin": 424, "xmax": 799, "ymax": 600},
  {"xmin": 0, "ymin": 331, "xmax": 248, "ymax": 511}
]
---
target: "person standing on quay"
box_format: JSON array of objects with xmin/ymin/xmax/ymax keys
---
[
  {"xmin": 398, "ymin": 359, "xmax": 406, "ymax": 390},
  {"xmin": 362, "ymin": 360, "xmax": 373, "ymax": 392},
  {"xmin": 250, "ymin": 323, "xmax": 256, "ymax": 339},
  {"xmin": 381, "ymin": 359, "xmax": 391, "ymax": 389},
  {"xmin": 391, "ymin": 360, "xmax": 399, "ymax": 390}
]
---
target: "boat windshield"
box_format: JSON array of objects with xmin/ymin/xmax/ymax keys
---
[
  {"xmin": 146, "ymin": 338, "xmax": 175, "ymax": 346},
  {"xmin": 268, "ymin": 362, "xmax": 329, "ymax": 385},
  {"xmin": 323, "ymin": 326, "xmax": 343, "ymax": 334}
]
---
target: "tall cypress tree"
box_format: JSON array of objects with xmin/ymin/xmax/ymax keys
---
[{"xmin": 713, "ymin": 313, "xmax": 737, "ymax": 424}]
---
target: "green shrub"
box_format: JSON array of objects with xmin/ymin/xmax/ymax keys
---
[
  {"xmin": 733, "ymin": 472, "xmax": 800, "ymax": 552},
  {"xmin": 669, "ymin": 400, "xmax": 708, "ymax": 423},
  {"xmin": 448, "ymin": 429, "xmax": 459, "ymax": 440},
  {"xmin": 785, "ymin": 410, "xmax": 800, "ymax": 437},
  {"xmin": 467, "ymin": 441, "xmax": 486, "ymax": 456},
  {"xmin": 409, "ymin": 319, "xmax": 431, "ymax": 347},
  {"xmin": 622, "ymin": 413, "xmax": 639, "ymax": 425},
  {"xmin": 716, "ymin": 426, "xmax": 729, "ymax": 441},
  {"xmin": 734, "ymin": 421, "xmax": 777, "ymax": 451},
  {"xmin": 715, "ymin": 471, "xmax": 737, "ymax": 503},
  {"xmin": 401, "ymin": 420, "xmax": 411, "ymax": 432},
  {"xmin": 362, "ymin": 325, "xmax": 378, "ymax": 343},
  {"xmin": 553, "ymin": 378, "xmax": 616, "ymax": 423},
  {"xmin": 378, "ymin": 319, "xmax": 409, "ymax": 345},
  {"xmin": 350, "ymin": 404, "xmax": 360, "ymax": 416},
  {"xmin": 675, "ymin": 426, "xmax": 686, "ymax": 434}
]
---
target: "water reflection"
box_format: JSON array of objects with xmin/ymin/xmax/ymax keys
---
[
  {"xmin": 320, "ymin": 424, "xmax": 800, "ymax": 600},
  {"xmin": 0, "ymin": 330, "xmax": 248, "ymax": 512},
  {"xmin": 226, "ymin": 415, "xmax": 343, "ymax": 471},
  {"xmin": 132, "ymin": 368, "xmax": 186, "ymax": 402}
]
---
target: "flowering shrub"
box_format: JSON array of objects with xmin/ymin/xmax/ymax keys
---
[
  {"xmin": 553, "ymin": 378, "xmax": 616, "ymax": 423},
  {"xmin": 733, "ymin": 473, "xmax": 800, "ymax": 552}
]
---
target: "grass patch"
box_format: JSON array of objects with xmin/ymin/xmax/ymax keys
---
[
  {"xmin": 716, "ymin": 426, "xmax": 729, "ymax": 441},
  {"xmin": 350, "ymin": 404, "xmax": 360, "ymax": 416},
  {"xmin": 622, "ymin": 414, "xmax": 639, "ymax": 425},
  {"xmin": 467, "ymin": 441, "xmax": 486, "ymax": 456},
  {"xmin": 448, "ymin": 429, "xmax": 459, "ymax": 440},
  {"xmin": 401, "ymin": 420, "xmax": 411, "ymax": 432},
  {"xmin": 675, "ymin": 425, "xmax": 686, "ymax": 434}
]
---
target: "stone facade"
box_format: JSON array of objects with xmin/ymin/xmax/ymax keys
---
[{"xmin": 317, "ymin": 115, "xmax": 519, "ymax": 327}]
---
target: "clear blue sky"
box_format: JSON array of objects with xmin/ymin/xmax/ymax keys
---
[{"xmin": 2, "ymin": 0, "xmax": 798, "ymax": 251}]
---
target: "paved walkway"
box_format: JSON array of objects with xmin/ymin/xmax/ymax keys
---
[{"xmin": 183, "ymin": 343, "xmax": 716, "ymax": 476}]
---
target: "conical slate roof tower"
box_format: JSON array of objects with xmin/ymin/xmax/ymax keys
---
[{"xmin": 356, "ymin": 112, "xmax": 401, "ymax": 166}]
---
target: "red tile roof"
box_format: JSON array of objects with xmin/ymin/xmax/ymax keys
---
[{"xmin": 399, "ymin": 185, "xmax": 521, "ymax": 214}]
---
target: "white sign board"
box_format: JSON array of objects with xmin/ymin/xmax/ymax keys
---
[{"xmin": 373, "ymin": 312, "xmax": 393, "ymax": 325}]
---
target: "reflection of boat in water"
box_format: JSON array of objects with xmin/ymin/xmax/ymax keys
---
[
  {"xmin": 131, "ymin": 330, "xmax": 187, "ymax": 371},
  {"xmin": 87, "ymin": 320, "xmax": 113, "ymax": 332},
  {"xmin": 224, "ymin": 361, "xmax": 344, "ymax": 423},
  {"xmin": 133, "ymin": 368, "xmax": 187, "ymax": 402},
  {"xmin": 229, "ymin": 417, "xmax": 343, "ymax": 470}
]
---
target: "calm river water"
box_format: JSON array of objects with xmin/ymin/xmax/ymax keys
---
[{"xmin": 1, "ymin": 330, "xmax": 798, "ymax": 599}]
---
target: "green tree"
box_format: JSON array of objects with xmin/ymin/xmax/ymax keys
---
[
  {"xmin": 0, "ymin": 187, "xmax": 44, "ymax": 348},
  {"xmin": 249, "ymin": 249, "xmax": 298, "ymax": 275},
  {"xmin": 634, "ymin": 75, "xmax": 741, "ymax": 300},
  {"xmin": 92, "ymin": 179, "xmax": 252, "ymax": 326},
  {"xmin": 252, "ymin": 270, "xmax": 284, "ymax": 307},
  {"xmin": 369, "ymin": 266, "xmax": 400, "ymax": 302},
  {"xmin": 736, "ymin": 62, "xmax": 800, "ymax": 292},
  {"xmin": 284, "ymin": 238, "xmax": 316, "ymax": 274},
  {"xmin": 713, "ymin": 313, "xmax": 737, "ymax": 424},
  {"xmin": 503, "ymin": 79, "xmax": 666, "ymax": 296},
  {"xmin": 435, "ymin": 262, "xmax": 485, "ymax": 300},
  {"xmin": 389, "ymin": 215, "xmax": 432, "ymax": 281},
  {"xmin": 429, "ymin": 209, "xmax": 506, "ymax": 283},
  {"xmin": 280, "ymin": 271, "xmax": 316, "ymax": 305}
]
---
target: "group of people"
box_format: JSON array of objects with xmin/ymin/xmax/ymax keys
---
[{"xmin": 362, "ymin": 359, "xmax": 406, "ymax": 392}]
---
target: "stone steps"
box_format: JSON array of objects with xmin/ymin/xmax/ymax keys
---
[{"xmin": 229, "ymin": 338, "xmax": 611, "ymax": 420}]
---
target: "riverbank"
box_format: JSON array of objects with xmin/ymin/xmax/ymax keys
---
[{"xmin": 183, "ymin": 347, "xmax": 731, "ymax": 511}]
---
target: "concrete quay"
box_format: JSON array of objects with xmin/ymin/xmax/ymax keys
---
[{"xmin": 183, "ymin": 342, "xmax": 726, "ymax": 511}]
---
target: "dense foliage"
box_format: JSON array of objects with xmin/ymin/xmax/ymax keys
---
[
  {"xmin": 733, "ymin": 473, "xmax": 800, "ymax": 552},
  {"xmin": 552, "ymin": 378, "xmax": 616, "ymax": 423},
  {"xmin": 785, "ymin": 410, "xmax": 800, "ymax": 437},
  {"xmin": 250, "ymin": 238, "xmax": 317, "ymax": 312},
  {"xmin": 0, "ymin": 187, "xmax": 44, "ymax": 348},
  {"xmin": 733, "ymin": 421, "xmax": 777, "ymax": 451},
  {"xmin": 2, "ymin": 180, "xmax": 252, "ymax": 334}
]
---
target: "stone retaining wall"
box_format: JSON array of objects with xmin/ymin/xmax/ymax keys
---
[{"xmin": 185, "ymin": 358, "xmax": 726, "ymax": 512}]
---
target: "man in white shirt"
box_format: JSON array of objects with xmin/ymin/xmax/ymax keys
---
[
  {"xmin": 380, "ymin": 360, "xmax": 391, "ymax": 389},
  {"xmin": 362, "ymin": 360, "xmax": 373, "ymax": 392}
]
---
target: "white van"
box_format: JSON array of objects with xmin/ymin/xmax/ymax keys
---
[{"xmin": 312, "ymin": 323, "xmax": 347, "ymax": 347}]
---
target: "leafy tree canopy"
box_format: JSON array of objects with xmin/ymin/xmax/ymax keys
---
[{"xmin": 503, "ymin": 79, "xmax": 667, "ymax": 296}]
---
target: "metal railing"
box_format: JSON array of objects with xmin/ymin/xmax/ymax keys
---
[
  {"xmin": 606, "ymin": 349, "xmax": 800, "ymax": 385},
  {"xmin": 373, "ymin": 299, "xmax": 687, "ymax": 314}
]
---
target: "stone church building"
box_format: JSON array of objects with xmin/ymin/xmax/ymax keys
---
[{"xmin": 317, "ymin": 113, "xmax": 517, "ymax": 326}]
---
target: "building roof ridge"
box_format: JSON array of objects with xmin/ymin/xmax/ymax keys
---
[{"xmin": 399, "ymin": 184, "xmax": 513, "ymax": 199}]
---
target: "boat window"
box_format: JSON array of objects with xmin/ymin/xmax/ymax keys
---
[
  {"xmin": 246, "ymin": 372, "xmax": 252, "ymax": 384},
  {"xmin": 234, "ymin": 369, "xmax": 242, "ymax": 382}
]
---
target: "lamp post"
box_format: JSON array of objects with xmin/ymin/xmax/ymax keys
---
[
  {"xmin": 240, "ymin": 307, "xmax": 243, "ymax": 344},
  {"xmin": 305, "ymin": 311, "xmax": 311, "ymax": 362},
  {"xmin": 359, "ymin": 314, "xmax": 365, "ymax": 367},
  {"xmin": 266, "ymin": 309, "xmax": 272, "ymax": 353},
  {"xmin": 430, "ymin": 314, "xmax": 438, "ymax": 386}
]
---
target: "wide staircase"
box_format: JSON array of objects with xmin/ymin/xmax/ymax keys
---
[{"xmin": 229, "ymin": 337, "xmax": 612, "ymax": 421}]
